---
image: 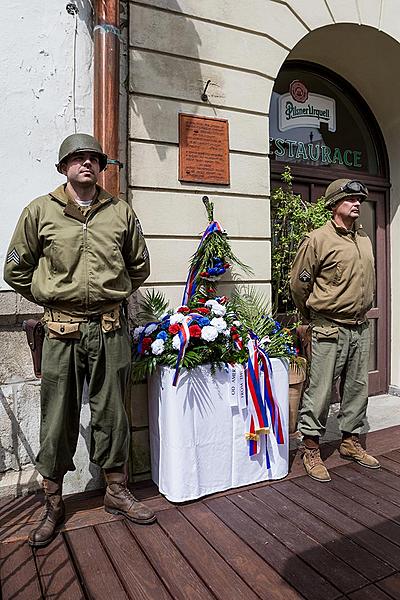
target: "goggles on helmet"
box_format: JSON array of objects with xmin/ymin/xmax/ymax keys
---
[{"xmin": 325, "ymin": 180, "xmax": 368, "ymax": 204}]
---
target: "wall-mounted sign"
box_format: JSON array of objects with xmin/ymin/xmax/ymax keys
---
[
  {"xmin": 278, "ymin": 80, "xmax": 336, "ymax": 133},
  {"xmin": 179, "ymin": 114, "xmax": 230, "ymax": 185}
]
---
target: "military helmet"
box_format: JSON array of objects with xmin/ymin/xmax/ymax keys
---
[
  {"xmin": 56, "ymin": 133, "xmax": 108, "ymax": 173},
  {"xmin": 324, "ymin": 178, "xmax": 368, "ymax": 208}
]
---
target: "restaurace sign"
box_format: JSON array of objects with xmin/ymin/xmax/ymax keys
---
[{"xmin": 272, "ymin": 80, "xmax": 363, "ymax": 168}]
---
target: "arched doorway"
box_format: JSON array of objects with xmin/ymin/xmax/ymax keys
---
[{"xmin": 270, "ymin": 61, "xmax": 389, "ymax": 395}]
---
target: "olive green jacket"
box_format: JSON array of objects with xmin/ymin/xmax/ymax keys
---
[
  {"xmin": 4, "ymin": 185, "xmax": 150, "ymax": 316},
  {"xmin": 290, "ymin": 220, "xmax": 375, "ymax": 325}
]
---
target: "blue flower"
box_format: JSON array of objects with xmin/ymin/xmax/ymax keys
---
[
  {"xmin": 157, "ymin": 331, "xmax": 168, "ymax": 340},
  {"xmin": 161, "ymin": 320, "xmax": 170, "ymax": 330},
  {"xmin": 198, "ymin": 317, "xmax": 210, "ymax": 326}
]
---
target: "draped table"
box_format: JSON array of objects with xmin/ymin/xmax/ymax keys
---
[{"xmin": 148, "ymin": 359, "xmax": 289, "ymax": 502}]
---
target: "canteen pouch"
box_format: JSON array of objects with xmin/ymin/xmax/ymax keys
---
[
  {"xmin": 22, "ymin": 319, "xmax": 45, "ymax": 378},
  {"xmin": 101, "ymin": 309, "xmax": 121, "ymax": 333},
  {"xmin": 47, "ymin": 321, "xmax": 81, "ymax": 340},
  {"xmin": 313, "ymin": 325, "xmax": 339, "ymax": 342}
]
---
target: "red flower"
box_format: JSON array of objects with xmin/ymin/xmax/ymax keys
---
[
  {"xmin": 168, "ymin": 324, "xmax": 180, "ymax": 335},
  {"xmin": 177, "ymin": 306, "xmax": 190, "ymax": 314},
  {"xmin": 141, "ymin": 337, "xmax": 152, "ymax": 352},
  {"xmin": 197, "ymin": 297, "xmax": 206, "ymax": 304},
  {"xmin": 195, "ymin": 307, "xmax": 210, "ymax": 315},
  {"xmin": 189, "ymin": 325, "xmax": 202, "ymax": 338}
]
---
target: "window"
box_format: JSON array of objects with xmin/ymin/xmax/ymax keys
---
[{"xmin": 270, "ymin": 63, "xmax": 383, "ymax": 176}]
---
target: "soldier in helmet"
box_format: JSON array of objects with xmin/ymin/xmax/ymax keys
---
[
  {"xmin": 290, "ymin": 178, "xmax": 380, "ymax": 482},
  {"xmin": 4, "ymin": 133, "xmax": 155, "ymax": 547}
]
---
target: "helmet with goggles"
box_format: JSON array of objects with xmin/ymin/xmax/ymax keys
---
[
  {"xmin": 324, "ymin": 179, "xmax": 368, "ymax": 208},
  {"xmin": 56, "ymin": 133, "xmax": 108, "ymax": 173}
]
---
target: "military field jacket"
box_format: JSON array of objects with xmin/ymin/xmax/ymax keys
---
[
  {"xmin": 290, "ymin": 220, "xmax": 375, "ymax": 325},
  {"xmin": 4, "ymin": 185, "xmax": 150, "ymax": 316}
]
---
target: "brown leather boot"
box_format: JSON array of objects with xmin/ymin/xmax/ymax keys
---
[
  {"xmin": 104, "ymin": 469, "xmax": 156, "ymax": 524},
  {"xmin": 302, "ymin": 436, "xmax": 331, "ymax": 483},
  {"xmin": 28, "ymin": 478, "xmax": 65, "ymax": 547},
  {"xmin": 340, "ymin": 435, "xmax": 380, "ymax": 468}
]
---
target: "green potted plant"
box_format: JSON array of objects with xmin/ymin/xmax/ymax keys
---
[{"xmin": 270, "ymin": 167, "xmax": 330, "ymax": 433}]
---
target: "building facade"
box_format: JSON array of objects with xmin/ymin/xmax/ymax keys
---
[{"xmin": 1, "ymin": 0, "xmax": 399, "ymax": 495}]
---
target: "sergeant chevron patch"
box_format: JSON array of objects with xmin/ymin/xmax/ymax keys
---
[
  {"xmin": 299, "ymin": 269, "xmax": 311, "ymax": 282},
  {"xmin": 6, "ymin": 248, "xmax": 20, "ymax": 265}
]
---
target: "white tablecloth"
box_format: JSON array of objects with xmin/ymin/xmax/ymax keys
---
[{"xmin": 148, "ymin": 360, "xmax": 289, "ymax": 502}]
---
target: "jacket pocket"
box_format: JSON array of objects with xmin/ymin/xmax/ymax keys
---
[
  {"xmin": 47, "ymin": 322, "xmax": 81, "ymax": 340},
  {"xmin": 313, "ymin": 325, "xmax": 339, "ymax": 342}
]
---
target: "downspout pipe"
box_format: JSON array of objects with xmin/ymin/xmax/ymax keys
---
[{"xmin": 94, "ymin": 0, "xmax": 120, "ymax": 196}]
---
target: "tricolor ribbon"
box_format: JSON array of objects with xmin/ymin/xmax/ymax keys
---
[
  {"xmin": 172, "ymin": 313, "xmax": 204, "ymax": 387},
  {"xmin": 182, "ymin": 221, "xmax": 224, "ymax": 305},
  {"xmin": 245, "ymin": 332, "xmax": 284, "ymax": 462}
]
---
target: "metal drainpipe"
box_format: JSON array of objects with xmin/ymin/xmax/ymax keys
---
[{"xmin": 94, "ymin": 0, "xmax": 120, "ymax": 196}]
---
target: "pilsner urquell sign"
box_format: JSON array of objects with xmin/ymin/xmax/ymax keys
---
[{"xmin": 273, "ymin": 80, "xmax": 362, "ymax": 168}]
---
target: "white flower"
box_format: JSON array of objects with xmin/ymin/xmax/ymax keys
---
[
  {"xmin": 205, "ymin": 300, "xmax": 218, "ymax": 308},
  {"xmin": 133, "ymin": 326, "xmax": 145, "ymax": 341},
  {"xmin": 223, "ymin": 328, "xmax": 231, "ymax": 337},
  {"xmin": 201, "ymin": 325, "xmax": 219, "ymax": 342},
  {"xmin": 205, "ymin": 300, "xmax": 226, "ymax": 317},
  {"xmin": 233, "ymin": 320, "xmax": 241, "ymax": 327},
  {"xmin": 151, "ymin": 339, "xmax": 165, "ymax": 355},
  {"xmin": 144, "ymin": 323, "xmax": 158, "ymax": 335},
  {"xmin": 170, "ymin": 313, "xmax": 185, "ymax": 325},
  {"xmin": 172, "ymin": 334, "xmax": 181, "ymax": 350},
  {"xmin": 210, "ymin": 317, "xmax": 227, "ymax": 332}
]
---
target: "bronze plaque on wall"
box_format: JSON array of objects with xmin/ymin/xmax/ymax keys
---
[{"xmin": 179, "ymin": 114, "xmax": 230, "ymax": 184}]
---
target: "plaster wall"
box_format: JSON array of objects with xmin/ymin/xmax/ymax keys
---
[
  {"xmin": 0, "ymin": 1, "xmax": 94, "ymax": 290},
  {"xmin": 0, "ymin": 0, "xmax": 96, "ymax": 496},
  {"xmin": 129, "ymin": 0, "xmax": 400, "ymax": 393}
]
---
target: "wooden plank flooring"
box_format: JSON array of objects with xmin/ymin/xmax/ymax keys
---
[{"xmin": 1, "ymin": 425, "xmax": 400, "ymax": 599}]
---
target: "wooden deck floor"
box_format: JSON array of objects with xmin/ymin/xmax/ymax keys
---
[{"xmin": 2, "ymin": 426, "xmax": 400, "ymax": 599}]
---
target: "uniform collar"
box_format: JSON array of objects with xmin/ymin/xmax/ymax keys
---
[
  {"xmin": 49, "ymin": 183, "xmax": 113, "ymax": 206},
  {"xmin": 330, "ymin": 219, "xmax": 363, "ymax": 236}
]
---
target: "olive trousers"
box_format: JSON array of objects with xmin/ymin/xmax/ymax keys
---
[
  {"xmin": 35, "ymin": 319, "xmax": 131, "ymax": 480},
  {"xmin": 299, "ymin": 319, "xmax": 370, "ymax": 439}
]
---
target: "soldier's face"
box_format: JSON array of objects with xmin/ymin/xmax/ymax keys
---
[
  {"xmin": 61, "ymin": 152, "xmax": 100, "ymax": 186},
  {"xmin": 333, "ymin": 195, "xmax": 362, "ymax": 223}
]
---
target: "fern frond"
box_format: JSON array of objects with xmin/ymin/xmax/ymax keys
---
[{"xmin": 137, "ymin": 289, "xmax": 170, "ymax": 322}]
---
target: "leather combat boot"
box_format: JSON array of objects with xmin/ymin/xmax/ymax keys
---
[
  {"xmin": 303, "ymin": 446, "xmax": 331, "ymax": 482},
  {"xmin": 28, "ymin": 478, "xmax": 65, "ymax": 547},
  {"xmin": 340, "ymin": 435, "xmax": 380, "ymax": 468},
  {"xmin": 104, "ymin": 469, "xmax": 156, "ymax": 524}
]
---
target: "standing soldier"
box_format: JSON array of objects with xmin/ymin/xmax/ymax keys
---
[
  {"xmin": 290, "ymin": 179, "xmax": 380, "ymax": 482},
  {"xmin": 4, "ymin": 133, "xmax": 155, "ymax": 547}
]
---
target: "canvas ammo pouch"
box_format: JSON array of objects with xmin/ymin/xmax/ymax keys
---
[
  {"xmin": 47, "ymin": 321, "xmax": 81, "ymax": 339},
  {"xmin": 100, "ymin": 307, "xmax": 121, "ymax": 333},
  {"xmin": 312, "ymin": 323, "xmax": 339, "ymax": 342}
]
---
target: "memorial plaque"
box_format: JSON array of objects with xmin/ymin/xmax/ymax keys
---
[{"xmin": 179, "ymin": 114, "xmax": 230, "ymax": 184}]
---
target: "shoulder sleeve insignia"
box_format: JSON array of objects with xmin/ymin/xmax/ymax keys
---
[
  {"xmin": 6, "ymin": 247, "xmax": 20, "ymax": 265},
  {"xmin": 299, "ymin": 269, "xmax": 311, "ymax": 283},
  {"xmin": 135, "ymin": 217, "xmax": 144, "ymax": 237}
]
